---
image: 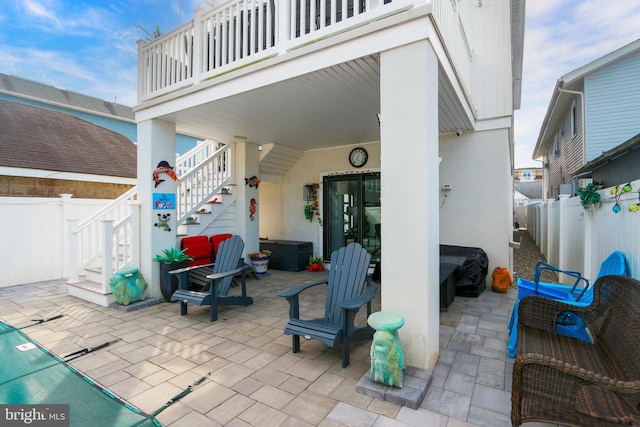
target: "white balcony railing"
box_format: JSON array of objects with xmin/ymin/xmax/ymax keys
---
[{"xmin": 138, "ymin": 0, "xmax": 422, "ymax": 102}]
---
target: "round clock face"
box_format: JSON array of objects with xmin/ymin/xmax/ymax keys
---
[{"xmin": 349, "ymin": 147, "xmax": 368, "ymax": 168}]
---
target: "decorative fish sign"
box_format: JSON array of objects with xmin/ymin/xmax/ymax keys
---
[{"xmin": 153, "ymin": 161, "xmax": 179, "ymax": 187}]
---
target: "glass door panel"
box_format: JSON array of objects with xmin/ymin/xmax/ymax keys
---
[{"xmin": 323, "ymin": 173, "xmax": 380, "ymax": 259}]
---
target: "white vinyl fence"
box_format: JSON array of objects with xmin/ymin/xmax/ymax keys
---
[
  {"xmin": 0, "ymin": 195, "xmax": 109, "ymax": 288},
  {"xmin": 526, "ymin": 178, "xmax": 640, "ymax": 283}
]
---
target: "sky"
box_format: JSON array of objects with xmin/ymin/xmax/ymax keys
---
[{"xmin": 1, "ymin": 0, "xmax": 640, "ymax": 169}]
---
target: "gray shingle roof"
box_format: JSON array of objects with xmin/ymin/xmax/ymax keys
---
[
  {"xmin": 514, "ymin": 181, "xmax": 542, "ymax": 200},
  {"xmin": 0, "ymin": 73, "xmax": 134, "ymax": 119},
  {"xmin": 0, "ymin": 99, "xmax": 136, "ymax": 178}
]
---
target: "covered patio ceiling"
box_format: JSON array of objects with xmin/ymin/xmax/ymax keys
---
[{"xmin": 151, "ymin": 54, "xmax": 473, "ymax": 152}]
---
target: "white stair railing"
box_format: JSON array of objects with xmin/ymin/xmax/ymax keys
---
[
  {"xmin": 176, "ymin": 143, "xmax": 234, "ymax": 223},
  {"xmin": 176, "ymin": 139, "xmax": 223, "ymax": 176},
  {"xmin": 68, "ymin": 187, "xmax": 139, "ymax": 285},
  {"xmin": 68, "ymin": 143, "xmax": 233, "ymax": 289}
]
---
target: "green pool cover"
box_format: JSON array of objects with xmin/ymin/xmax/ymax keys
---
[{"xmin": 0, "ymin": 321, "xmax": 161, "ymax": 426}]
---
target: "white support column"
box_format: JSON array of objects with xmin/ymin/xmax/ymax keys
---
[
  {"xmin": 234, "ymin": 141, "xmax": 261, "ymax": 255},
  {"xmin": 380, "ymin": 40, "xmax": 440, "ymax": 370},
  {"xmin": 137, "ymin": 119, "xmax": 178, "ymax": 300}
]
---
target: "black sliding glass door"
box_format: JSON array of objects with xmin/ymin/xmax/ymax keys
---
[{"xmin": 323, "ymin": 172, "xmax": 380, "ymax": 259}]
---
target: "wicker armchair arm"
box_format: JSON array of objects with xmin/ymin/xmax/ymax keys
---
[{"xmin": 518, "ymin": 295, "xmax": 592, "ymax": 333}]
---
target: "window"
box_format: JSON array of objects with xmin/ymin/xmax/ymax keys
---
[
  {"xmin": 570, "ymin": 100, "xmax": 577, "ymax": 137},
  {"xmin": 553, "ymin": 134, "xmax": 559, "ymax": 158},
  {"xmin": 520, "ymin": 170, "xmax": 533, "ymax": 182}
]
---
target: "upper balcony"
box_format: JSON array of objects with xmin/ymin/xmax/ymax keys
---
[{"xmin": 137, "ymin": 0, "xmax": 479, "ymax": 109}]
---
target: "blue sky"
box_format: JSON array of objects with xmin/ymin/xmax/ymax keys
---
[
  {"xmin": 1, "ymin": 0, "xmax": 639, "ymax": 168},
  {"xmin": 0, "ymin": 0, "xmax": 201, "ymax": 105}
]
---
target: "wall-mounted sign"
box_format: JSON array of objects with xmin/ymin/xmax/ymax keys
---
[{"xmin": 153, "ymin": 193, "xmax": 175, "ymax": 210}]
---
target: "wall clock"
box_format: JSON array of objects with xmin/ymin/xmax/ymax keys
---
[{"xmin": 349, "ymin": 147, "xmax": 368, "ymax": 168}]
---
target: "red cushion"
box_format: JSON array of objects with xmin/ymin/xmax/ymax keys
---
[
  {"xmin": 181, "ymin": 235, "xmax": 209, "ymax": 249},
  {"xmin": 181, "ymin": 236, "xmax": 213, "ymax": 266},
  {"xmin": 210, "ymin": 234, "xmax": 233, "ymax": 258}
]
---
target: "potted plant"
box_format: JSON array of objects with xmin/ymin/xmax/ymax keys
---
[
  {"xmin": 308, "ymin": 256, "xmax": 324, "ymax": 272},
  {"xmin": 248, "ymin": 249, "xmax": 272, "ymax": 274},
  {"xmin": 578, "ymin": 182, "xmax": 602, "ymax": 210},
  {"xmin": 153, "ymin": 248, "xmax": 193, "ymax": 301}
]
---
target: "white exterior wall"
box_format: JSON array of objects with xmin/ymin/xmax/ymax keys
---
[
  {"xmin": 261, "ymin": 143, "xmax": 381, "ymax": 256},
  {"xmin": 470, "ymin": 0, "xmax": 514, "ymax": 120},
  {"xmin": 439, "ymin": 128, "xmax": 512, "ymax": 276}
]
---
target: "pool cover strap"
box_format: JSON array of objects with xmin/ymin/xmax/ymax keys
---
[
  {"xmin": 0, "ymin": 320, "xmax": 161, "ymax": 426},
  {"xmin": 64, "ymin": 338, "xmax": 122, "ymax": 361}
]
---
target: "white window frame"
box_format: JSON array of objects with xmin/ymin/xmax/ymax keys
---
[{"xmin": 570, "ymin": 100, "xmax": 577, "ymax": 137}]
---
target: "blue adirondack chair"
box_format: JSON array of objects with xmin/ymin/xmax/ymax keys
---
[
  {"xmin": 170, "ymin": 235, "xmax": 252, "ymax": 322},
  {"xmin": 278, "ymin": 242, "xmax": 377, "ymax": 368},
  {"xmin": 507, "ymin": 251, "xmax": 627, "ymax": 357}
]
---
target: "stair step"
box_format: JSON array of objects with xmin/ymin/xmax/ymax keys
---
[{"xmin": 67, "ymin": 280, "xmax": 116, "ymax": 308}]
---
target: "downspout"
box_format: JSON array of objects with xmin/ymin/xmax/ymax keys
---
[{"xmin": 558, "ymin": 86, "xmax": 585, "ymax": 195}]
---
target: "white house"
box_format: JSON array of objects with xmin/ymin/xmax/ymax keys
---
[{"xmin": 131, "ymin": 0, "xmax": 525, "ymax": 371}]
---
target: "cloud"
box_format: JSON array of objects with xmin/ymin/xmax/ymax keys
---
[{"xmin": 514, "ymin": 0, "xmax": 640, "ymax": 167}]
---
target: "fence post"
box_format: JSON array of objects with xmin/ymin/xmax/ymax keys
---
[
  {"xmin": 60, "ymin": 194, "xmax": 73, "ymax": 280},
  {"xmin": 558, "ymin": 194, "xmax": 570, "ymax": 282},
  {"xmin": 583, "ymin": 208, "xmax": 594, "ymax": 281},
  {"xmin": 101, "ymin": 219, "xmax": 115, "ymax": 294},
  {"xmin": 68, "ymin": 218, "xmax": 79, "ymax": 283}
]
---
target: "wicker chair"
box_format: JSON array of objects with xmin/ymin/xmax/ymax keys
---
[{"xmin": 511, "ymin": 275, "xmax": 640, "ymax": 427}]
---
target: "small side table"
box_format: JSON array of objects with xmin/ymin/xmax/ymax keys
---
[{"xmin": 367, "ymin": 311, "xmax": 406, "ymax": 388}]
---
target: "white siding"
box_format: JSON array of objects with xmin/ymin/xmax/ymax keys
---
[{"xmin": 585, "ymin": 51, "xmax": 640, "ymax": 161}]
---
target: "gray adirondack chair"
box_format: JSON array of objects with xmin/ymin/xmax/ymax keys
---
[
  {"xmin": 170, "ymin": 235, "xmax": 252, "ymax": 321},
  {"xmin": 278, "ymin": 242, "xmax": 377, "ymax": 368}
]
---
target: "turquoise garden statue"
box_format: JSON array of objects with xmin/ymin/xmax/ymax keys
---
[
  {"xmin": 368, "ymin": 311, "xmax": 406, "ymax": 388},
  {"xmin": 109, "ymin": 268, "xmax": 147, "ymax": 305}
]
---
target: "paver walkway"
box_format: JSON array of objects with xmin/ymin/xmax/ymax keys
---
[{"xmin": 0, "ymin": 239, "xmax": 556, "ymax": 426}]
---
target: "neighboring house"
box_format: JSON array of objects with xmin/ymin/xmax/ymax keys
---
[
  {"xmin": 533, "ymin": 39, "xmax": 640, "ymax": 200},
  {"xmin": 513, "ymin": 167, "xmax": 543, "ymax": 229},
  {"xmin": 0, "ymin": 73, "xmax": 199, "ymax": 154},
  {"xmin": 572, "ymin": 132, "xmax": 640, "ymax": 185},
  {"xmin": 130, "ymin": 0, "xmax": 525, "ymax": 372},
  {"xmin": 0, "ymin": 99, "xmax": 136, "ymax": 198}
]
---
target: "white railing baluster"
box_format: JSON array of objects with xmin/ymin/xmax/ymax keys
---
[{"xmin": 138, "ymin": 0, "xmax": 406, "ymax": 101}]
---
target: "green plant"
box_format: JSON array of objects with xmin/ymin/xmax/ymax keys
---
[
  {"xmin": 152, "ymin": 247, "xmax": 193, "ymax": 264},
  {"xmin": 248, "ymin": 249, "xmax": 271, "ymax": 259},
  {"xmin": 303, "ymin": 183, "xmax": 322, "ymax": 225},
  {"xmin": 578, "ymin": 182, "xmax": 602, "ymax": 209},
  {"xmin": 309, "ymin": 256, "xmax": 323, "ymax": 265}
]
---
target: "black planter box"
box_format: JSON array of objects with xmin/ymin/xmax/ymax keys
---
[
  {"xmin": 259, "ymin": 240, "xmax": 313, "ymax": 271},
  {"xmin": 159, "ymin": 260, "xmax": 188, "ymax": 301}
]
